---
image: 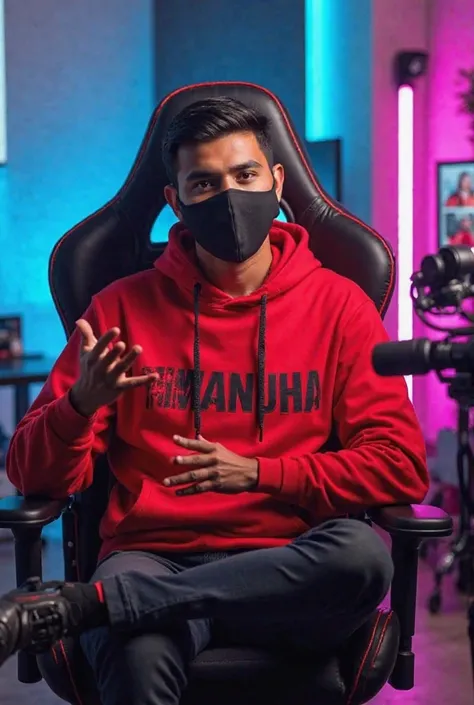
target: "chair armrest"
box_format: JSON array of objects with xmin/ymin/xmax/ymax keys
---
[
  {"xmin": 0, "ymin": 495, "xmax": 69, "ymax": 529},
  {"xmin": 367, "ymin": 504, "xmax": 453, "ymax": 691},
  {"xmin": 368, "ymin": 504, "xmax": 453, "ymax": 538},
  {"xmin": 0, "ymin": 495, "xmax": 68, "ymax": 685}
]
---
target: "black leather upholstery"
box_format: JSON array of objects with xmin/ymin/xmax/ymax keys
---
[
  {"xmin": 39, "ymin": 610, "xmax": 400, "ymax": 705},
  {"xmin": 0, "ymin": 496, "xmax": 68, "ymax": 529},
  {"xmin": 49, "ymin": 81, "xmax": 395, "ymax": 338},
  {"xmin": 369, "ymin": 505, "xmax": 453, "ymax": 536},
  {"xmin": 35, "ymin": 82, "xmax": 400, "ymax": 704}
]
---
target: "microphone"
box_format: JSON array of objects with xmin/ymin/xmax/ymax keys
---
[{"xmin": 372, "ymin": 338, "xmax": 474, "ymax": 376}]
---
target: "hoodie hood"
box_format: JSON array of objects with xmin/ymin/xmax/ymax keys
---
[
  {"xmin": 154, "ymin": 221, "xmax": 322, "ymax": 309},
  {"xmin": 154, "ymin": 221, "xmax": 321, "ymax": 442}
]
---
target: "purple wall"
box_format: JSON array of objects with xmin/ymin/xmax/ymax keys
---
[
  {"xmin": 424, "ymin": 0, "xmax": 474, "ymax": 440},
  {"xmin": 371, "ymin": 0, "xmax": 431, "ymax": 434},
  {"xmin": 372, "ymin": 0, "xmax": 430, "ymax": 341},
  {"xmin": 370, "ymin": 0, "xmax": 473, "ymax": 440}
]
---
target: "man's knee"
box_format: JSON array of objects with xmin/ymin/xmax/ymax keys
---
[
  {"xmin": 302, "ymin": 518, "xmax": 393, "ymax": 603},
  {"xmin": 331, "ymin": 518, "xmax": 392, "ymax": 599}
]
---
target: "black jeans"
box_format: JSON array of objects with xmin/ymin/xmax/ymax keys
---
[{"xmin": 80, "ymin": 518, "xmax": 393, "ymax": 705}]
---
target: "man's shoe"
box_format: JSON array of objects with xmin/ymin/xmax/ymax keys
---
[{"xmin": 0, "ymin": 577, "xmax": 74, "ymax": 668}]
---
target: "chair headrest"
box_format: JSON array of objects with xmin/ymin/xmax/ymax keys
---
[{"xmin": 49, "ymin": 81, "xmax": 395, "ymax": 336}]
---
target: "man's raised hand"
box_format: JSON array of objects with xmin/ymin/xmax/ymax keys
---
[{"xmin": 69, "ymin": 319, "xmax": 156, "ymax": 417}]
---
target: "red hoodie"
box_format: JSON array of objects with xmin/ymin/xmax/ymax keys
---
[{"xmin": 6, "ymin": 223, "xmax": 428, "ymax": 560}]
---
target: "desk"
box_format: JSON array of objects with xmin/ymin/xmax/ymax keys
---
[{"xmin": 0, "ymin": 356, "xmax": 54, "ymax": 426}]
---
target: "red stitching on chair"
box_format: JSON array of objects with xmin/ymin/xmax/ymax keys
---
[
  {"xmin": 48, "ymin": 80, "xmax": 395, "ymax": 332},
  {"xmin": 346, "ymin": 611, "xmax": 382, "ymax": 705},
  {"xmin": 58, "ymin": 639, "xmax": 84, "ymax": 705},
  {"xmin": 369, "ymin": 611, "xmax": 392, "ymax": 670},
  {"xmin": 51, "ymin": 644, "xmax": 58, "ymax": 664}
]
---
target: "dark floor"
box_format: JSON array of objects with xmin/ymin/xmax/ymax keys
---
[{"xmin": 0, "ymin": 532, "xmax": 471, "ymax": 705}]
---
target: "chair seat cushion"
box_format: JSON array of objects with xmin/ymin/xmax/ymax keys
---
[{"xmin": 37, "ymin": 608, "xmax": 399, "ymax": 705}]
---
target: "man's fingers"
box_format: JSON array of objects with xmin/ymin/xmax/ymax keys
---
[
  {"xmin": 163, "ymin": 468, "xmax": 212, "ymax": 487},
  {"xmin": 87, "ymin": 327, "xmax": 121, "ymax": 361},
  {"xmin": 76, "ymin": 319, "xmax": 97, "ymax": 348},
  {"xmin": 116, "ymin": 373, "xmax": 158, "ymax": 390},
  {"xmin": 173, "ymin": 435, "xmax": 216, "ymax": 452},
  {"xmin": 108, "ymin": 345, "xmax": 143, "ymax": 377},
  {"xmin": 175, "ymin": 481, "xmax": 216, "ymax": 496},
  {"xmin": 172, "ymin": 454, "xmax": 217, "ymax": 468},
  {"xmin": 95, "ymin": 342, "xmax": 126, "ymax": 372}
]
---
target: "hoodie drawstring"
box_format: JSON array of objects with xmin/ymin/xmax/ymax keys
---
[
  {"xmin": 193, "ymin": 283, "xmax": 202, "ymax": 439},
  {"xmin": 257, "ymin": 294, "xmax": 267, "ymax": 441},
  {"xmin": 192, "ymin": 284, "xmax": 267, "ymax": 442}
]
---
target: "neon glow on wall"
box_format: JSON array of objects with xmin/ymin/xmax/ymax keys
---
[
  {"xmin": 305, "ymin": 0, "xmax": 332, "ymax": 141},
  {"xmin": 397, "ymin": 84, "xmax": 414, "ymax": 400},
  {"xmin": 0, "ymin": 0, "xmax": 6, "ymax": 164}
]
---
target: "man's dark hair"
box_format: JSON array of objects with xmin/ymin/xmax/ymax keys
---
[{"xmin": 162, "ymin": 96, "xmax": 273, "ymax": 184}]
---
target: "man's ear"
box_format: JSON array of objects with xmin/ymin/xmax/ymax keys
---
[
  {"xmin": 272, "ymin": 164, "xmax": 285, "ymax": 201},
  {"xmin": 164, "ymin": 184, "xmax": 183, "ymax": 221}
]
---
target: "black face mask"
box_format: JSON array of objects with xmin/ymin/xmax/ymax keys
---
[{"xmin": 178, "ymin": 186, "xmax": 280, "ymax": 263}]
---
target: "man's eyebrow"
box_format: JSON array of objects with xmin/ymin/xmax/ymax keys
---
[
  {"xmin": 230, "ymin": 160, "xmax": 264, "ymax": 171},
  {"xmin": 185, "ymin": 160, "xmax": 264, "ymax": 182}
]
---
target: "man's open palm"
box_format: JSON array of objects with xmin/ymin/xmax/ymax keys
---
[{"xmin": 69, "ymin": 319, "xmax": 157, "ymax": 417}]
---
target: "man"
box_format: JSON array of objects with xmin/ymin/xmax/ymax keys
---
[{"xmin": 0, "ymin": 97, "xmax": 428, "ymax": 704}]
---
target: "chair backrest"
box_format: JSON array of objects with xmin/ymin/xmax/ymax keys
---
[{"xmin": 51, "ymin": 82, "xmax": 396, "ymax": 581}]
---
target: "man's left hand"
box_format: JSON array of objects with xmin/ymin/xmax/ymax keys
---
[{"xmin": 164, "ymin": 435, "xmax": 259, "ymax": 495}]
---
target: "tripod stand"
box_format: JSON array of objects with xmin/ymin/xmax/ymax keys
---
[{"xmin": 425, "ymin": 372, "xmax": 474, "ymax": 684}]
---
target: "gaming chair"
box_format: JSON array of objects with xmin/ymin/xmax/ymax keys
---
[{"xmin": 0, "ymin": 82, "xmax": 452, "ymax": 705}]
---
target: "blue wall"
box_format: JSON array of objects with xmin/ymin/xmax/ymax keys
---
[
  {"xmin": 0, "ymin": 0, "xmax": 374, "ymax": 431},
  {"xmin": 0, "ymin": 0, "xmax": 154, "ymax": 435},
  {"xmin": 306, "ymin": 0, "xmax": 373, "ymax": 224},
  {"xmin": 0, "ymin": 0, "xmax": 155, "ymax": 538},
  {"xmin": 1, "ymin": 0, "xmax": 309, "ymax": 378},
  {"xmin": 154, "ymin": 0, "xmax": 306, "ymax": 136}
]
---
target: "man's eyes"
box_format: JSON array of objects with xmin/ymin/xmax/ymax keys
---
[
  {"xmin": 192, "ymin": 172, "xmax": 258, "ymax": 192},
  {"xmin": 194, "ymin": 180, "xmax": 213, "ymax": 191},
  {"xmin": 238, "ymin": 171, "xmax": 257, "ymax": 181}
]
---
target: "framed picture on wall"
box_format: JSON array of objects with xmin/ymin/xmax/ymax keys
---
[{"xmin": 438, "ymin": 161, "xmax": 474, "ymax": 248}]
